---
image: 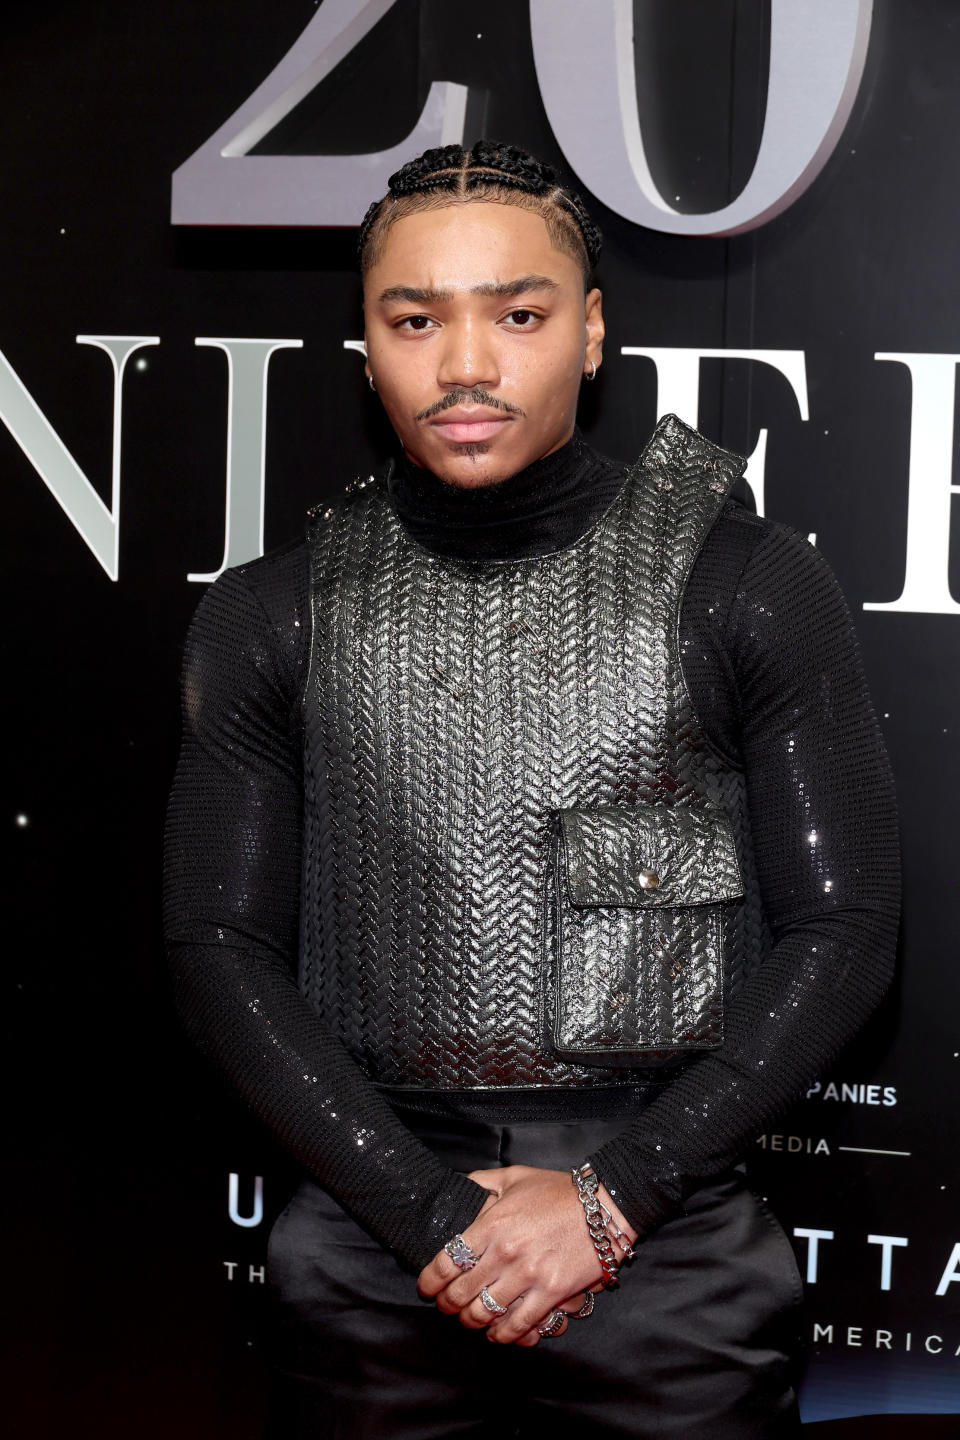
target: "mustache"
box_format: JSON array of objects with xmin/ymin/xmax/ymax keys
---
[{"xmin": 415, "ymin": 387, "xmax": 526, "ymax": 422}]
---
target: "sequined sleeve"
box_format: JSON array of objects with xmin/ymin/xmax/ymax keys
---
[
  {"xmin": 591, "ymin": 515, "xmax": 901, "ymax": 1232},
  {"xmin": 161, "ymin": 550, "xmax": 489, "ymax": 1272}
]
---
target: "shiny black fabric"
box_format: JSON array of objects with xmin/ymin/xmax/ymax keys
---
[
  {"xmin": 263, "ymin": 1113, "xmax": 804, "ymax": 1439},
  {"xmin": 299, "ymin": 417, "xmax": 752, "ymax": 1088},
  {"xmin": 162, "ymin": 424, "xmax": 900, "ymax": 1272}
]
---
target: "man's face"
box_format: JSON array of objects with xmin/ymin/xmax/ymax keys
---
[{"xmin": 362, "ymin": 202, "xmax": 604, "ymax": 488}]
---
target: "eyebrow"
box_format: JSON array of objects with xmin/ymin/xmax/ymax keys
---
[{"xmin": 377, "ymin": 274, "xmax": 561, "ymax": 305}]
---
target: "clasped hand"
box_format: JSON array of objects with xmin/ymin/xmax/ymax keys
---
[{"xmin": 417, "ymin": 1164, "xmax": 636, "ymax": 1346}]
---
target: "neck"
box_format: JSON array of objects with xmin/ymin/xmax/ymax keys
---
[{"xmin": 387, "ymin": 429, "xmax": 629, "ymax": 561}]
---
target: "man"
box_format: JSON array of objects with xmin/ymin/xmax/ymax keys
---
[{"xmin": 163, "ymin": 141, "xmax": 900, "ymax": 1437}]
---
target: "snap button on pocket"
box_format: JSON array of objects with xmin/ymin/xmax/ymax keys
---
[{"xmin": 637, "ymin": 869, "xmax": 660, "ymax": 891}]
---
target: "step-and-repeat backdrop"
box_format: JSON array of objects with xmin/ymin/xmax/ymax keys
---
[{"xmin": 8, "ymin": 2, "xmax": 960, "ymax": 1435}]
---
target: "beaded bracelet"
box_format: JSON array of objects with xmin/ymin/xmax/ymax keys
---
[{"xmin": 570, "ymin": 1161, "xmax": 635, "ymax": 1288}]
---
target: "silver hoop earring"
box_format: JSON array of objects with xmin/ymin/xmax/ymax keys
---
[
  {"xmin": 368, "ymin": 374, "xmax": 376, "ymax": 392},
  {"xmin": 585, "ymin": 360, "xmax": 597, "ymax": 381}
]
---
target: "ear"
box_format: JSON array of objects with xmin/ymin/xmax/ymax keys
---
[{"xmin": 584, "ymin": 287, "xmax": 604, "ymax": 374}]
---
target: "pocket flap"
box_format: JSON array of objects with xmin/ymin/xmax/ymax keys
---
[{"xmin": 559, "ymin": 803, "xmax": 743, "ymax": 908}]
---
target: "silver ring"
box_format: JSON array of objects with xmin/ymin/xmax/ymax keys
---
[
  {"xmin": 443, "ymin": 1234, "xmax": 480, "ymax": 1271},
  {"xmin": 537, "ymin": 1309, "xmax": 567, "ymax": 1338},
  {"xmin": 479, "ymin": 1286, "xmax": 508, "ymax": 1316},
  {"xmin": 565, "ymin": 1290, "xmax": 596, "ymax": 1319}
]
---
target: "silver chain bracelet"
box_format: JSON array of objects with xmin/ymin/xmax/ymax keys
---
[{"xmin": 570, "ymin": 1161, "xmax": 635, "ymax": 1289}]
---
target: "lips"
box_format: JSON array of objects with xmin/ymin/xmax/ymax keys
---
[{"xmin": 427, "ymin": 408, "xmax": 514, "ymax": 443}]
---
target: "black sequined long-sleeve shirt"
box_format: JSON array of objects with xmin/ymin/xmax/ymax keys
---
[{"xmin": 162, "ymin": 428, "xmax": 900, "ymax": 1272}]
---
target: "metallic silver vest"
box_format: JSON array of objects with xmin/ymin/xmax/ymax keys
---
[{"xmin": 300, "ymin": 415, "xmax": 770, "ymax": 1091}]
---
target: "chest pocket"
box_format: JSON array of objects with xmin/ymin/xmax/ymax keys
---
[{"xmin": 544, "ymin": 803, "xmax": 743, "ymax": 1067}]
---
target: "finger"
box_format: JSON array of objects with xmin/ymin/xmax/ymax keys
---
[
  {"xmin": 489, "ymin": 1316, "xmax": 568, "ymax": 1345},
  {"xmin": 421, "ymin": 1192, "xmax": 500, "ymax": 1299},
  {"xmin": 556, "ymin": 1290, "xmax": 589, "ymax": 1314},
  {"xmin": 504, "ymin": 1329, "xmax": 540, "ymax": 1348},
  {"xmin": 460, "ymin": 1288, "xmax": 523, "ymax": 1331},
  {"xmin": 465, "ymin": 1168, "xmax": 505, "ymax": 1194},
  {"xmin": 432, "ymin": 1254, "xmax": 508, "ymax": 1313},
  {"xmin": 433, "ymin": 1269, "xmax": 492, "ymax": 1314},
  {"xmin": 417, "ymin": 1248, "xmax": 468, "ymax": 1298},
  {"xmin": 488, "ymin": 1298, "xmax": 569, "ymax": 1346}
]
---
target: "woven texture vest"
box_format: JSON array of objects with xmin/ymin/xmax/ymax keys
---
[{"xmin": 300, "ymin": 415, "xmax": 771, "ymax": 1090}]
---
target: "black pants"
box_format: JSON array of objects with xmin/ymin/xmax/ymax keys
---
[{"xmin": 262, "ymin": 1115, "xmax": 804, "ymax": 1439}]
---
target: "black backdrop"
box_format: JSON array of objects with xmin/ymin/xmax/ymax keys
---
[{"xmin": 7, "ymin": 2, "xmax": 960, "ymax": 1435}]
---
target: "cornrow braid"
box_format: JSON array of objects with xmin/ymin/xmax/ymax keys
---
[
  {"xmin": 357, "ymin": 140, "xmax": 602, "ymax": 286},
  {"xmin": 388, "ymin": 143, "xmax": 469, "ymax": 195},
  {"xmin": 466, "ymin": 138, "xmax": 553, "ymax": 186}
]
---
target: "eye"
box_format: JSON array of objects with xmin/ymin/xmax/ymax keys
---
[
  {"xmin": 395, "ymin": 314, "xmax": 435, "ymax": 331},
  {"xmin": 504, "ymin": 308, "xmax": 537, "ymax": 326}
]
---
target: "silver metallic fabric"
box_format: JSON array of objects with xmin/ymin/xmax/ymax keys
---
[
  {"xmin": 547, "ymin": 800, "xmax": 742, "ymax": 1065},
  {"xmin": 301, "ymin": 414, "xmax": 768, "ymax": 1090}
]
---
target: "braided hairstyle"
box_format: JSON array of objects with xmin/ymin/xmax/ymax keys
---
[{"xmin": 358, "ymin": 140, "xmax": 602, "ymax": 289}]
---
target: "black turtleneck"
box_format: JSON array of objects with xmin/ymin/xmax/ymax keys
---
[
  {"xmin": 387, "ymin": 427, "xmax": 628, "ymax": 562},
  {"xmin": 163, "ymin": 428, "xmax": 899, "ymax": 1272}
]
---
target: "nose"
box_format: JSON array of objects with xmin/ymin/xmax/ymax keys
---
[{"xmin": 435, "ymin": 316, "xmax": 500, "ymax": 391}]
